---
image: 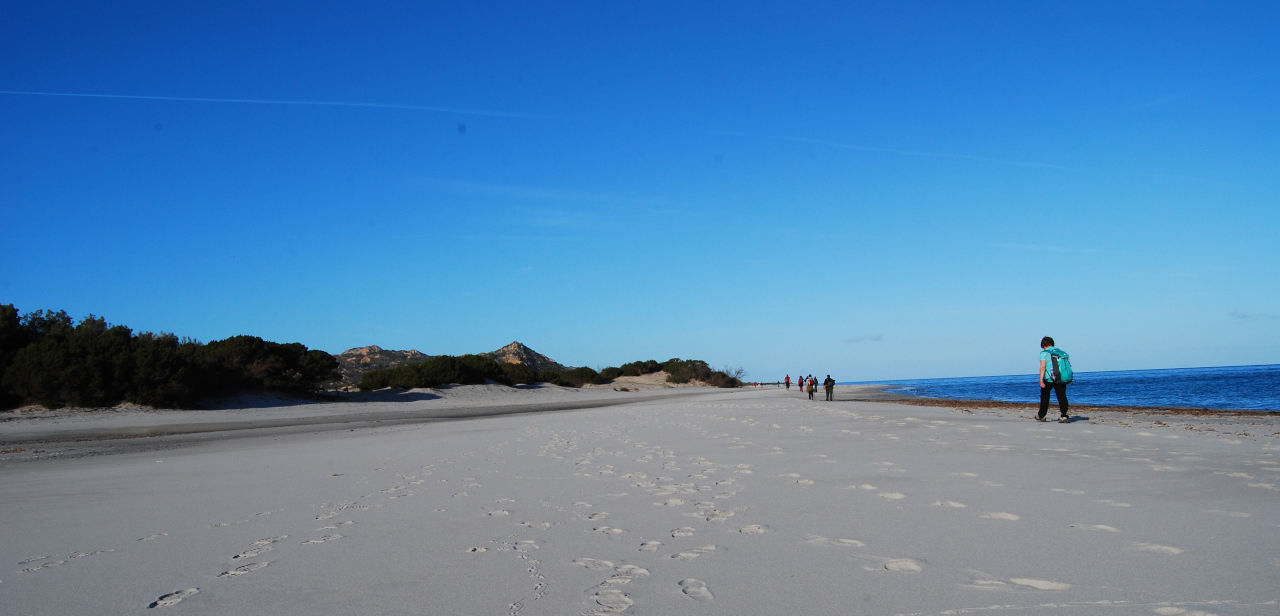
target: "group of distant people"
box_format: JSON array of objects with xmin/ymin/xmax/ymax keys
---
[
  {"xmin": 784, "ymin": 374, "xmax": 837, "ymax": 401},
  {"xmin": 776, "ymin": 337, "xmax": 1072, "ymax": 423}
]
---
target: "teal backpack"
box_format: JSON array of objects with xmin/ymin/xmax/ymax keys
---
[{"xmin": 1045, "ymin": 349, "xmax": 1073, "ymax": 384}]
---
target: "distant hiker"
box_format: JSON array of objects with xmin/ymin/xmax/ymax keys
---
[
  {"xmin": 823, "ymin": 375, "xmax": 836, "ymax": 401},
  {"xmin": 1038, "ymin": 336, "xmax": 1073, "ymax": 423},
  {"xmin": 785, "ymin": 375, "xmax": 792, "ymax": 390},
  {"xmin": 807, "ymin": 376, "xmax": 816, "ymax": 400}
]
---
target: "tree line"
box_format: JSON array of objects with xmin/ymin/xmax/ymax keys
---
[
  {"xmin": 0, "ymin": 303, "xmax": 743, "ymax": 410},
  {"xmin": 356, "ymin": 356, "xmax": 743, "ymax": 390},
  {"xmin": 0, "ymin": 305, "xmax": 338, "ymax": 409}
]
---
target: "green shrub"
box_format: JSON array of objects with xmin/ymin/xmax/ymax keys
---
[
  {"xmin": 357, "ymin": 354, "xmax": 512, "ymax": 390},
  {"xmin": 0, "ymin": 304, "xmax": 340, "ymax": 409},
  {"xmin": 501, "ymin": 362, "xmax": 537, "ymax": 385},
  {"xmin": 556, "ymin": 366, "xmax": 599, "ymax": 387}
]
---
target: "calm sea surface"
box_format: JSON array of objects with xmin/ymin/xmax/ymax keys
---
[{"xmin": 844, "ymin": 364, "xmax": 1280, "ymax": 411}]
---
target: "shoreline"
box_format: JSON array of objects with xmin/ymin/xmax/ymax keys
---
[{"xmin": 849, "ymin": 384, "xmax": 1280, "ymax": 416}]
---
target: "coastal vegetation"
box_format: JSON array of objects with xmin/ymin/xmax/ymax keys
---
[
  {"xmin": 0, "ymin": 303, "xmax": 743, "ymax": 409},
  {"xmin": 356, "ymin": 356, "xmax": 744, "ymax": 390},
  {"xmin": 0, "ymin": 305, "xmax": 338, "ymax": 409}
]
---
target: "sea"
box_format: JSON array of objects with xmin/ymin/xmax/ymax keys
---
[{"xmin": 843, "ymin": 364, "xmax": 1280, "ymax": 411}]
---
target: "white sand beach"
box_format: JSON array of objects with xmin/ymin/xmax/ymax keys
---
[{"xmin": 2, "ymin": 385, "xmax": 1278, "ymax": 615}]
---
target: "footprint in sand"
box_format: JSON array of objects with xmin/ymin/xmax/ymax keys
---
[
  {"xmin": 679, "ymin": 579, "xmax": 713, "ymax": 600},
  {"xmin": 587, "ymin": 512, "xmax": 609, "ymax": 520},
  {"xmin": 1152, "ymin": 608, "xmax": 1219, "ymax": 616},
  {"xmin": 251, "ymin": 536, "xmax": 288, "ymax": 546},
  {"xmin": 573, "ymin": 558, "xmax": 614, "ymax": 570},
  {"xmin": 659, "ymin": 499, "xmax": 686, "ymax": 506},
  {"xmin": 878, "ymin": 492, "xmax": 905, "ymax": 500},
  {"xmin": 805, "ymin": 534, "xmax": 865, "ymax": 547},
  {"xmin": 148, "ymin": 588, "xmax": 198, "ymax": 608},
  {"xmin": 883, "ymin": 559, "xmax": 923, "ymax": 572},
  {"xmin": 1132, "ymin": 543, "xmax": 1183, "ymax": 555},
  {"xmin": 232, "ymin": 547, "xmax": 271, "ymax": 560},
  {"xmin": 139, "ymin": 534, "xmax": 168, "ymax": 541},
  {"xmin": 20, "ymin": 559, "xmax": 66, "ymax": 572},
  {"xmin": 1097, "ymin": 500, "xmax": 1132, "ymax": 507},
  {"xmin": 301, "ymin": 534, "xmax": 342, "ymax": 545},
  {"xmin": 981, "ymin": 512, "xmax": 1020, "ymax": 520},
  {"xmin": 488, "ymin": 510, "xmax": 510, "ymax": 517},
  {"xmin": 932, "ymin": 501, "xmax": 967, "ymax": 508},
  {"xmin": 1010, "ymin": 578, "xmax": 1071, "ymax": 590},
  {"xmin": 594, "ymin": 526, "xmax": 626, "ymax": 534},
  {"xmin": 639, "ymin": 541, "xmax": 663, "ymax": 552},
  {"xmin": 1072, "ymin": 524, "xmax": 1119, "ymax": 532},
  {"xmin": 671, "ymin": 527, "xmax": 696, "ymax": 537},
  {"xmin": 593, "ymin": 589, "xmax": 633, "ymax": 613},
  {"xmin": 601, "ymin": 565, "xmax": 651, "ymax": 586},
  {"xmin": 217, "ymin": 562, "xmax": 268, "ymax": 578},
  {"xmin": 1205, "ymin": 510, "xmax": 1251, "ymax": 518},
  {"xmin": 466, "ymin": 547, "xmax": 487, "ymax": 553},
  {"xmin": 520, "ymin": 522, "xmax": 552, "ymax": 530},
  {"xmin": 672, "ymin": 545, "xmax": 716, "ymax": 560},
  {"xmin": 738, "ymin": 525, "xmax": 766, "ymax": 534}
]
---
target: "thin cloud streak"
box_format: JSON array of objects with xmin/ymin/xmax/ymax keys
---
[
  {"xmin": 1229, "ymin": 311, "xmax": 1276, "ymax": 321},
  {"xmin": 997, "ymin": 243, "xmax": 1107, "ymax": 254},
  {"xmin": 0, "ymin": 90, "xmax": 566, "ymax": 120},
  {"xmin": 845, "ymin": 334, "xmax": 883, "ymax": 343},
  {"xmin": 715, "ymin": 131, "xmax": 1075, "ymax": 171}
]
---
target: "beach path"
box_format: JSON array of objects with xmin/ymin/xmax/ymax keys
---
[{"xmin": 2, "ymin": 386, "xmax": 1278, "ymax": 615}]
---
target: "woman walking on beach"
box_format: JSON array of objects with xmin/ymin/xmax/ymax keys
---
[{"xmin": 1038, "ymin": 336, "xmax": 1072, "ymax": 423}]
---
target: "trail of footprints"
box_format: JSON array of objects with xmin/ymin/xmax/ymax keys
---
[{"xmin": 22, "ymin": 397, "xmax": 1258, "ymax": 612}]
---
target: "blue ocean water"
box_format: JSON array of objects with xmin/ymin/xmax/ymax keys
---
[{"xmin": 844, "ymin": 364, "xmax": 1280, "ymax": 411}]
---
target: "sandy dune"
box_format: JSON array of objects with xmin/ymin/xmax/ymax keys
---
[{"xmin": 2, "ymin": 386, "xmax": 1278, "ymax": 615}]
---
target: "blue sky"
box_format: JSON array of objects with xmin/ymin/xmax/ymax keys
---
[{"xmin": 2, "ymin": 1, "xmax": 1277, "ymax": 381}]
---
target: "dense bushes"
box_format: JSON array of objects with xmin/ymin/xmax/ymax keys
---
[
  {"xmin": 357, "ymin": 356, "xmax": 742, "ymax": 390},
  {"xmin": 0, "ymin": 305, "xmax": 338, "ymax": 409},
  {"xmin": 660, "ymin": 358, "xmax": 743, "ymax": 387},
  {"xmin": 357, "ymin": 355, "xmax": 513, "ymax": 390}
]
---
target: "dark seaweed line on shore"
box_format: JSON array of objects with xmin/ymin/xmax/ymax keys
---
[{"xmin": 875, "ymin": 393, "xmax": 1279, "ymax": 416}]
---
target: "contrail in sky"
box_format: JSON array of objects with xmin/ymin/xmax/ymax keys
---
[{"xmin": 0, "ymin": 90, "xmax": 564, "ymax": 120}]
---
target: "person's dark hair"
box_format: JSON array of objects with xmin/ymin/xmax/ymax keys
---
[{"xmin": 1040, "ymin": 336, "xmax": 1055, "ymax": 348}]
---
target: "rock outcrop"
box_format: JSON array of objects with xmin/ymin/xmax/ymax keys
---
[
  {"xmin": 327, "ymin": 345, "xmax": 431, "ymax": 388},
  {"xmin": 484, "ymin": 342, "xmax": 566, "ymax": 373}
]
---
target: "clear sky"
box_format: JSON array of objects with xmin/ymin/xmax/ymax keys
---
[{"xmin": 2, "ymin": 1, "xmax": 1278, "ymax": 381}]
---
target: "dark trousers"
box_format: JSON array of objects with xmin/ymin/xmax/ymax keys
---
[
  {"xmin": 1039, "ymin": 382, "xmax": 1069, "ymax": 419},
  {"xmin": 825, "ymin": 387, "xmax": 834, "ymax": 401}
]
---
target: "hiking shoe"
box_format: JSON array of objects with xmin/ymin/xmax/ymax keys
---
[
  {"xmin": 1035, "ymin": 417, "xmax": 1047, "ymax": 422},
  {"xmin": 1058, "ymin": 416, "xmax": 1069, "ymax": 423}
]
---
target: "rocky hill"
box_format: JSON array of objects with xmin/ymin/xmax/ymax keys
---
[
  {"xmin": 325, "ymin": 342, "xmax": 566, "ymax": 389},
  {"xmin": 484, "ymin": 341, "xmax": 567, "ymax": 372},
  {"xmin": 326, "ymin": 345, "xmax": 431, "ymax": 389}
]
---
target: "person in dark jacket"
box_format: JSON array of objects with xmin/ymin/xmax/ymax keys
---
[
  {"xmin": 1038, "ymin": 336, "xmax": 1070, "ymax": 423},
  {"xmin": 823, "ymin": 375, "xmax": 836, "ymax": 401}
]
